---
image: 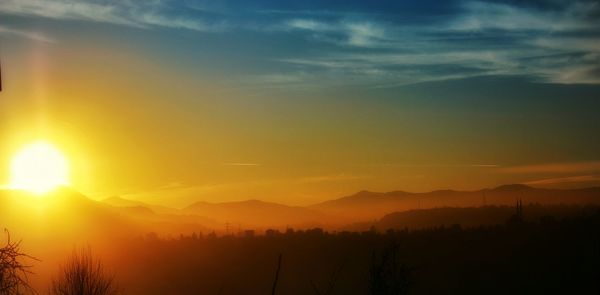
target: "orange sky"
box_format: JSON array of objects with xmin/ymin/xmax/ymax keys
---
[{"xmin": 1, "ymin": 2, "xmax": 600, "ymax": 207}]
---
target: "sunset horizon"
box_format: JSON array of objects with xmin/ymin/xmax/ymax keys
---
[
  {"xmin": 2, "ymin": 0, "xmax": 600, "ymax": 208},
  {"xmin": 1, "ymin": 1, "xmax": 599, "ymax": 294}
]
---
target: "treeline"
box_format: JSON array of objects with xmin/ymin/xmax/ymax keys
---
[
  {"xmin": 3, "ymin": 207, "xmax": 599, "ymax": 294},
  {"xmin": 111, "ymin": 209, "xmax": 600, "ymax": 294}
]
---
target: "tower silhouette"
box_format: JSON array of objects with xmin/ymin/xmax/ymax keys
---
[{"xmin": 507, "ymin": 198, "xmax": 524, "ymax": 226}]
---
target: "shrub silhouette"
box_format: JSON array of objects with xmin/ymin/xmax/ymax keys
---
[
  {"xmin": 0, "ymin": 229, "xmax": 37, "ymax": 295},
  {"xmin": 368, "ymin": 242, "xmax": 411, "ymax": 295},
  {"xmin": 51, "ymin": 248, "xmax": 117, "ymax": 295}
]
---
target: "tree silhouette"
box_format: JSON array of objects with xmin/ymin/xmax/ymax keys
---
[
  {"xmin": 0, "ymin": 229, "xmax": 38, "ymax": 295},
  {"xmin": 51, "ymin": 248, "xmax": 117, "ymax": 295},
  {"xmin": 310, "ymin": 260, "xmax": 346, "ymax": 295},
  {"xmin": 271, "ymin": 253, "xmax": 282, "ymax": 295},
  {"xmin": 368, "ymin": 242, "xmax": 412, "ymax": 295}
]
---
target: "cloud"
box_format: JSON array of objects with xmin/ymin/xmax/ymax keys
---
[
  {"xmin": 345, "ymin": 22, "xmax": 385, "ymax": 47},
  {"xmin": 2, "ymin": 0, "xmax": 600, "ymax": 86},
  {"xmin": 220, "ymin": 163, "xmax": 261, "ymax": 166},
  {"xmin": 273, "ymin": 49, "xmax": 518, "ymax": 87},
  {"xmin": 448, "ymin": 1, "xmax": 596, "ymax": 32},
  {"xmin": 284, "ymin": 19, "xmax": 386, "ymax": 48},
  {"xmin": 116, "ymin": 173, "xmax": 370, "ymax": 206},
  {"xmin": 497, "ymin": 161, "xmax": 600, "ymax": 174},
  {"xmin": 243, "ymin": 73, "xmax": 307, "ymax": 85},
  {"xmin": 297, "ymin": 174, "xmax": 370, "ymax": 183},
  {"xmin": 286, "ymin": 19, "xmax": 330, "ymax": 31},
  {"xmin": 0, "ymin": 25, "xmax": 55, "ymax": 42},
  {"xmin": 524, "ymin": 174, "xmax": 600, "ymax": 186},
  {"xmin": 265, "ymin": 1, "xmax": 600, "ymax": 87},
  {"xmin": 0, "ymin": 0, "xmax": 224, "ymax": 32}
]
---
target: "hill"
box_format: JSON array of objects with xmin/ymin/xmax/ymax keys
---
[
  {"xmin": 184, "ymin": 199, "xmax": 325, "ymax": 228},
  {"xmin": 370, "ymin": 204, "xmax": 600, "ymax": 231},
  {"xmin": 0, "ymin": 189, "xmax": 214, "ymax": 243},
  {"xmin": 311, "ymin": 185, "xmax": 600, "ymax": 221},
  {"xmin": 0, "ymin": 188, "xmax": 143, "ymax": 249},
  {"xmin": 102, "ymin": 196, "xmax": 179, "ymax": 215}
]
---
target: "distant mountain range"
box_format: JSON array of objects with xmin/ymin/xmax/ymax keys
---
[
  {"xmin": 103, "ymin": 196, "xmax": 179, "ymax": 215},
  {"xmin": 0, "ymin": 188, "xmax": 212, "ymax": 245},
  {"xmin": 103, "ymin": 184, "xmax": 600, "ymax": 227},
  {"xmin": 183, "ymin": 199, "xmax": 324, "ymax": 228},
  {"xmin": 2, "ymin": 184, "xmax": 599, "ymax": 239},
  {"xmin": 368, "ymin": 204, "xmax": 600, "ymax": 231},
  {"xmin": 0, "ymin": 188, "xmax": 142, "ymax": 245},
  {"xmin": 310, "ymin": 184, "xmax": 600, "ymax": 221}
]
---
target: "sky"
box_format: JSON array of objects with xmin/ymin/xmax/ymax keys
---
[{"xmin": 0, "ymin": 0, "xmax": 599, "ymax": 207}]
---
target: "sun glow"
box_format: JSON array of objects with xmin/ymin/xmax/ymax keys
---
[{"xmin": 9, "ymin": 141, "xmax": 70, "ymax": 194}]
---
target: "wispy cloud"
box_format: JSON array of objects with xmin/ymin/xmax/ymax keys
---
[
  {"xmin": 350, "ymin": 163, "xmax": 499, "ymax": 168},
  {"xmin": 297, "ymin": 174, "xmax": 370, "ymax": 183},
  {"xmin": 2, "ymin": 0, "xmax": 599, "ymax": 86},
  {"xmin": 524, "ymin": 174, "xmax": 600, "ymax": 186},
  {"xmin": 0, "ymin": 0, "xmax": 225, "ymax": 32},
  {"xmin": 283, "ymin": 19, "xmax": 387, "ymax": 48},
  {"xmin": 116, "ymin": 173, "xmax": 369, "ymax": 206},
  {"xmin": 221, "ymin": 163, "xmax": 261, "ymax": 167},
  {"xmin": 264, "ymin": 1, "xmax": 600, "ymax": 87},
  {"xmin": 0, "ymin": 25, "xmax": 55, "ymax": 42},
  {"xmin": 448, "ymin": 1, "xmax": 596, "ymax": 32},
  {"xmin": 497, "ymin": 161, "xmax": 600, "ymax": 174}
]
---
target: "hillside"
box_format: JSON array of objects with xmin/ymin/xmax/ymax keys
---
[
  {"xmin": 0, "ymin": 188, "xmax": 142, "ymax": 247},
  {"xmin": 371, "ymin": 204, "xmax": 600, "ymax": 231},
  {"xmin": 102, "ymin": 196, "xmax": 180, "ymax": 215},
  {"xmin": 311, "ymin": 185, "xmax": 600, "ymax": 221},
  {"xmin": 0, "ymin": 189, "xmax": 213, "ymax": 243},
  {"xmin": 184, "ymin": 199, "xmax": 326, "ymax": 228}
]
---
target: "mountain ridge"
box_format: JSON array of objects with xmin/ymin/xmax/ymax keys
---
[
  {"xmin": 4, "ymin": 183, "xmax": 598, "ymax": 234},
  {"xmin": 309, "ymin": 184, "xmax": 600, "ymax": 221}
]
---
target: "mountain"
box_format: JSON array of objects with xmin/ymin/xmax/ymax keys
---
[
  {"xmin": 0, "ymin": 188, "xmax": 142, "ymax": 247},
  {"xmin": 371, "ymin": 204, "xmax": 600, "ymax": 231},
  {"xmin": 0, "ymin": 189, "xmax": 213, "ymax": 245},
  {"xmin": 310, "ymin": 185, "xmax": 600, "ymax": 221},
  {"xmin": 4, "ymin": 184, "xmax": 599, "ymax": 239},
  {"xmin": 184, "ymin": 199, "xmax": 325, "ymax": 228},
  {"xmin": 102, "ymin": 196, "xmax": 179, "ymax": 215}
]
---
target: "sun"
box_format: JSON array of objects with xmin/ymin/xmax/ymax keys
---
[{"xmin": 9, "ymin": 141, "xmax": 70, "ymax": 194}]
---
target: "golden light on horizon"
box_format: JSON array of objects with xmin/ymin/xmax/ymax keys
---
[{"xmin": 9, "ymin": 141, "xmax": 70, "ymax": 195}]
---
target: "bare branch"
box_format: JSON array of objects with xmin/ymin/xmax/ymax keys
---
[
  {"xmin": 50, "ymin": 247, "xmax": 118, "ymax": 295},
  {"xmin": 0, "ymin": 229, "xmax": 39, "ymax": 295}
]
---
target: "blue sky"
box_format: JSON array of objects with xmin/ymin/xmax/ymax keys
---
[
  {"xmin": 1, "ymin": 0, "xmax": 600, "ymax": 205},
  {"xmin": 2, "ymin": 0, "xmax": 600, "ymax": 86}
]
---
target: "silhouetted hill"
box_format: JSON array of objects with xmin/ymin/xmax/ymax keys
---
[
  {"xmin": 102, "ymin": 196, "xmax": 179, "ymax": 215},
  {"xmin": 118, "ymin": 205, "xmax": 156, "ymax": 216},
  {"xmin": 0, "ymin": 188, "xmax": 142, "ymax": 245},
  {"xmin": 4, "ymin": 184, "xmax": 600, "ymax": 237},
  {"xmin": 184, "ymin": 199, "xmax": 325, "ymax": 228},
  {"xmin": 311, "ymin": 185, "xmax": 600, "ymax": 221},
  {"xmin": 0, "ymin": 189, "xmax": 214, "ymax": 245},
  {"xmin": 370, "ymin": 204, "xmax": 600, "ymax": 231},
  {"xmin": 491, "ymin": 183, "xmax": 532, "ymax": 192}
]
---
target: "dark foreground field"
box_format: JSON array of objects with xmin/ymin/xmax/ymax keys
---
[{"xmin": 104, "ymin": 209, "xmax": 600, "ymax": 295}]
